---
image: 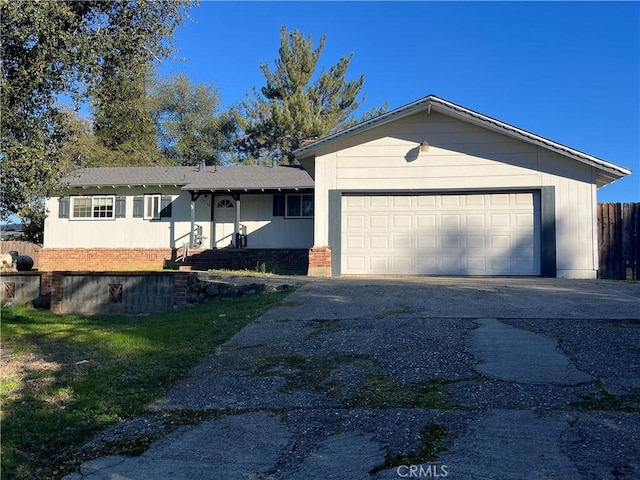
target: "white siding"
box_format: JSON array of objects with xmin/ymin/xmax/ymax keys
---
[
  {"xmin": 44, "ymin": 187, "xmax": 189, "ymax": 249},
  {"xmin": 234, "ymin": 194, "xmax": 313, "ymax": 248},
  {"xmin": 45, "ymin": 189, "xmax": 313, "ymax": 250},
  {"xmin": 312, "ymin": 111, "xmax": 598, "ymax": 278}
]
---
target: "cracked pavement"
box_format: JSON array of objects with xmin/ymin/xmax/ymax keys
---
[{"xmin": 64, "ymin": 277, "xmax": 640, "ymax": 479}]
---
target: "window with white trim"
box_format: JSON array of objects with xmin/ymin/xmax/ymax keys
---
[
  {"xmin": 70, "ymin": 196, "xmax": 115, "ymax": 219},
  {"xmin": 286, "ymin": 194, "xmax": 313, "ymax": 218},
  {"xmin": 144, "ymin": 194, "xmax": 161, "ymax": 220}
]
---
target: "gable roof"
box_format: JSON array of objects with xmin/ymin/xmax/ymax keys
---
[
  {"xmin": 62, "ymin": 165, "xmax": 314, "ymax": 192},
  {"xmin": 292, "ymin": 95, "xmax": 631, "ymax": 187}
]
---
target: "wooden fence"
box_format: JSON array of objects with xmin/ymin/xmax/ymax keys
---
[
  {"xmin": 0, "ymin": 241, "xmax": 41, "ymax": 269},
  {"xmin": 598, "ymin": 203, "xmax": 639, "ymax": 280}
]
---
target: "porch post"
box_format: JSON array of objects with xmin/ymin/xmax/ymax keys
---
[
  {"xmin": 189, "ymin": 196, "xmax": 196, "ymax": 248},
  {"xmin": 234, "ymin": 194, "xmax": 241, "ymax": 247}
]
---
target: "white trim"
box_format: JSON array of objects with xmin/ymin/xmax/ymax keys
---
[
  {"xmin": 69, "ymin": 195, "xmax": 116, "ymax": 220},
  {"xmin": 144, "ymin": 194, "xmax": 162, "ymax": 220}
]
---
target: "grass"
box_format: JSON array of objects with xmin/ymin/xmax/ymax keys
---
[
  {"xmin": 207, "ymin": 267, "xmax": 278, "ymax": 277},
  {"xmin": 370, "ymin": 423, "xmax": 448, "ymax": 474},
  {"xmin": 0, "ymin": 290, "xmax": 291, "ymax": 480},
  {"xmin": 572, "ymin": 379, "xmax": 640, "ymax": 413},
  {"xmin": 253, "ymin": 353, "xmax": 451, "ymax": 409}
]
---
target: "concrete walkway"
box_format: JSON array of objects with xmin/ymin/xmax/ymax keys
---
[{"xmin": 64, "ymin": 277, "xmax": 640, "ymax": 479}]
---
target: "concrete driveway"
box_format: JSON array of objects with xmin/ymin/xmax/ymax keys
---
[{"xmin": 66, "ymin": 277, "xmax": 640, "ymax": 479}]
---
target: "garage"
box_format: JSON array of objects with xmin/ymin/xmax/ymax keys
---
[
  {"xmin": 295, "ymin": 95, "xmax": 630, "ymax": 279},
  {"xmin": 341, "ymin": 192, "xmax": 540, "ymax": 275}
]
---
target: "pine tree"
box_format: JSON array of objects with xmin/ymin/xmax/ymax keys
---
[{"xmin": 235, "ymin": 26, "xmax": 386, "ymax": 164}]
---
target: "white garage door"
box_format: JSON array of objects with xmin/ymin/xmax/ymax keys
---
[{"xmin": 342, "ymin": 193, "xmax": 540, "ymax": 275}]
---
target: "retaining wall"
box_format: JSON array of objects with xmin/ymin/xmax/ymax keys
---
[{"xmin": 2, "ymin": 271, "xmax": 189, "ymax": 315}]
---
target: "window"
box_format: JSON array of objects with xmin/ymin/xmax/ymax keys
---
[
  {"xmin": 273, "ymin": 195, "xmax": 285, "ymax": 216},
  {"xmin": 134, "ymin": 195, "xmax": 173, "ymax": 220},
  {"xmin": 217, "ymin": 199, "xmax": 233, "ymax": 208},
  {"xmin": 145, "ymin": 194, "xmax": 161, "ymax": 220},
  {"xmin": 70, "ymin": 196, "xmax": 115, "ymax": 220},
  {"xmin": 286, "ymin": 194, "xmax": 313, "ymax": 218}
]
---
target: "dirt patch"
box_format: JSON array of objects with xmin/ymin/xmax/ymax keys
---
[{"xmin": 0, "ymin": 349, "xmax": 61, "ymax": 402}]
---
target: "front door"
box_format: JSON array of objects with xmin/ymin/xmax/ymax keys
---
[{"xmin": 214, "ymin": 197, "xmax": 235, "ymax": 248}]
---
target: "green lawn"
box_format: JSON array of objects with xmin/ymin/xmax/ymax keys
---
[{"xmin": 1, "ymin": 291, "xmax": 291, "ymax": 479}]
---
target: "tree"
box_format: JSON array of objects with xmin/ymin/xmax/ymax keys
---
[
  {"xmin": 91, "ymin": 66, "xmax": 161, "ymax": 165},
  {"xmin": 149, "ymin": 74, "xmax": 237, "ymax": 165},
  {"xmin": 0, "ymin": 0, "xmax": 194, "ymax": 220},
  {"xmin": 235, "ymin": 25, "xmax": 387, "ymax": 165}
]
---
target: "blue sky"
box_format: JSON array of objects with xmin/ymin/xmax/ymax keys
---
[{"xmin": 159, "ymin": 1, "xmax": 639, "ymax": 202}]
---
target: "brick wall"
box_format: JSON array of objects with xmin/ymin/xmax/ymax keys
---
[
  {"xmin": 39, "ymin": 248, "xmax": 174, "ymax": 271},
  {"xmin": 308, "ymin": 246, "xmax": 332, "ymax": 277}
]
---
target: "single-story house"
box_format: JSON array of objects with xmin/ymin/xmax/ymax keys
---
[{"xmin": 41, "ymin": 95, "xmax": 631, "ymax": 278}]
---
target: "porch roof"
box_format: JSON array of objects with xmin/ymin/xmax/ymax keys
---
[{"xmin": 62, "ymin": 165, "xmax": 314, "ymax": 192}]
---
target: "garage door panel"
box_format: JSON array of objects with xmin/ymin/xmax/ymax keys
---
[
  {"xmin": 369, "ymin": 236, "xmax": 388, "ymax": 249},
  {"xmin": 418, "ymin": 196, "xmax": 436, "ymax": 207},
  {"xmin": 345, "ymin": 256, "xmax": 366, "ymax": 272},
  {"xmin": 417, "ymin": 236, "xmax": 436, "ymax": 249},
  {"xmin": 441, "ymin": 214, "xmax": 461, "ymax": 228},
  {"xmin": 393, "ymin": 257, "xmax": 412, "ymax": 271},
  {"xmin": 442, "ymin": 196, "xmax": 461, "ymax": 206},
  {"xmin": 440, "ymin": 257, "xmax": 462, "ymax": 272},
  {"xmin": 465, "ymin": 195, "xmax": 485, "ymax": 206},
  {"xmin": 490, "ymin": 194, "xmax": 510, "ymax": 205},
  {"xmin": 345, "ymin": 196, "xmax": 365, "ymax": 208},
  {"xmin": 442, "ymin": 235, "xmax": 462, "ymax": 249},
  {"xmin": 369, "ymin": 257, "xmax": 389, "ymax": 271},
  {"xmin": 417, "ymin": 257, "xmax": 437, "ymax": 270},
  {"xmin": 491, "ymin": 236, "xmax": 510, "ymax": 249},
  {"xmin": 370, "ymin": 215, "xmax": 389, "ymax": 228},
  {"xmin": 512, "ymin": 257, "xmax": 536, "ymax": 273},
  {"xmin": 466, "ymin": 257, "xmax": 486, "ymax": 272},
  {"xmin": 370, "ymin": 196, "xmax": 389, "ymax": 207},
  {"xmin": 346, "ymin": 236, "xmax": 365, "ymax": 249},
  {"xmin": 393, "ymin": 215, "xmax": 412, "ymax": 228},
  {"xmin": 465, "ymin": 214, "xmax": 486, "ymax": 227},
  {"xmin": 392, "ymin": 196, "xmax": 412, "ymax": 208},
  {"xmin": 393, "ymin": 236, "xmax": 412, "ymax": 249},
  {"xmin": 342, "ymin": 192, "xmax": 540, "ymax": 276},
  {"xmin": 490, "ymin": 214, "xmax": 511, "ymax": 227},
  {"xmin": 466, "ymin": 236, "xmax": 486, "ymax": 249},
  {"xmin": 417, "ymin": 215, "xmax": 436, "ymax": 228},
  {"xmin": 346, "ymin": 215, "xmax": 365, "ymax": 228}
]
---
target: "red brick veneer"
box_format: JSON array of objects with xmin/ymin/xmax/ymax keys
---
[
  {"xmin": 39, "ymin": 248, "xmax": 174, "ymax": 271},
  {"xmin": 308, "ymin": 246, "xmax": 332, "ymax": 277}
]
